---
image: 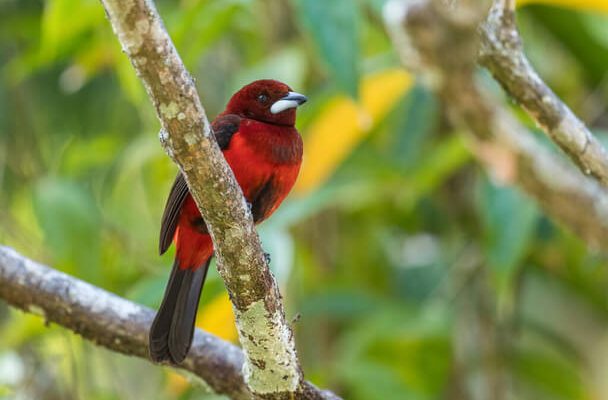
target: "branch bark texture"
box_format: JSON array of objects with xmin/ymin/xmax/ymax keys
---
[
  {"xmin": 98, "ymin": 0, "xmax": 306, "ymax": 397},
  {"xmin": 384, "ymin": 0, "xmax": 608, "ymax": 250},
  {"xmin": 479, "ymin": 0, "xmax": 608, "ymax": 187},
  {"xmin": 0, "ymin": 246, "xmax": 248, "ymax": 398},
  {"xmin": 0, "ymin": 246, "xmax": 339, "ymax": 400}
]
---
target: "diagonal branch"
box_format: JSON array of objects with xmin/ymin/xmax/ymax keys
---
[
  {"xmin": 478, "ymin": 0, "xmax": 608, "ymax": 186},
  {"xmin": 97, "ymin": 0, "xmax": 313, "ymax": 397},
  {"xmin": 0, "ymin": 246, "xmax": 339, "ymax": 400},
  {"xmin": 384, "ymin": 0, "xmax": 608, "ymax": 250}
]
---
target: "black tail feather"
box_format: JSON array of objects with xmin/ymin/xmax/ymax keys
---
[
  {"xmin": 149, "ymin": 260, "xmax": 185, "ymax": 362},
  {"xmin": 149, "ymin": 259, "xmax": 210, "ymax": 364},
  {"xmin": 168, "ymin": 265, "xmax": 208, "ymax": 362}
]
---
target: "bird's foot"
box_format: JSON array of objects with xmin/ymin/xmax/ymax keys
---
[{"xmin": 264, "ymin": 252, "xmax": 271, "ymax": 264}]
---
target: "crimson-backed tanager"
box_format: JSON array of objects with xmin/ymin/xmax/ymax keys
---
[{"xmin": 149, "ymin": 80, "xmax": 307, "ymax": 363}]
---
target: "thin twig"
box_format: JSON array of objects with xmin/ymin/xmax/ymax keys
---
[
  {"xmin": 384, "ymin": 0, "xmax": 608, "ymax": 250},
  {"xmin": 479, "ymin": 0, "xmax": 608, "ymax": 186}
]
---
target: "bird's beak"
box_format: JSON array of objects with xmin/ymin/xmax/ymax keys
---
[{"xmin": 270, "ymin": 92, "xmax": 308, "ymax": 114}]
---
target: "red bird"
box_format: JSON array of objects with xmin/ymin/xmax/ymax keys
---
[{"xmin": 149, "ymin": 80, "xmax": 307, "ymax": 363}]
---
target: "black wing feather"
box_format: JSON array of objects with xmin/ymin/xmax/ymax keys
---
[
  {"xmin": 158, "ymin": 115, "xmax": 241, "ymax": 255},
  {"xmin": 159, "ymin": 174, "xmax": 189, "ymax": 255},
  {"xmin": 251, "ymin": 178, "xmax": 278, "ymax": 223},
  {"xmin": 213, "ymin": 114, "xmax": 241, "ymax": 150}
]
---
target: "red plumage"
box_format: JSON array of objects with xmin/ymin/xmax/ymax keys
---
[
  {"xmin": 175, "ymin": 119, "xmax": 303, "ymax": 270},
  {"xmin": 149, "ymin": 80, "xmax": 306, "ymax": 364}
]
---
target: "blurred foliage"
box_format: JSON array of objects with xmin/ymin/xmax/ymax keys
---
[
  {"xmin": 1, "ymin": 0, "xmax": 608, "ymax": 399},
  {"xmin": 517, "ymin": 0, "xmax": 608, "ymax": 12}
]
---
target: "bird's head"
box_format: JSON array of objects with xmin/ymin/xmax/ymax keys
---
[{"xmin": 225, "ymin": 79, "xmax": 307, "ymax": 126}]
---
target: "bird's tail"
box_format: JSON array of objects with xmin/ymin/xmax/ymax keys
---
[{"xmin": 149, "ymin": 258, "xmax": 210, "ymax": 364}]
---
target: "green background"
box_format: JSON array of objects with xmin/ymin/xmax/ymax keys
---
[{"xmin": 1, "ymin": 0, "xmax": 608, "ymax": 399}]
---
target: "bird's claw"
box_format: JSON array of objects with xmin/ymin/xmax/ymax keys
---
[
  {"xmin": 264, "ymin": 252, "xmax": 271, "ymax": 264},
  {"xmin": 291, "ymin": 313, "xmax": 301, "ymax": 325}
]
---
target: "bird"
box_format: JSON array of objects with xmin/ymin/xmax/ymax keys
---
[{"xmin": 149, "ymin": 79, "xmax": 307, "ymax": 364}]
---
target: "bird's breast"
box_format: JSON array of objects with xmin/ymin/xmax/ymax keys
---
[{"xmin": 222, "ymin": 120, "xmax": 302, "ymax": 212}]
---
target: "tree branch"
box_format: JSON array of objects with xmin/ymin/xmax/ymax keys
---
[
  {"xmin": 97, "ymin": 0, "xmax": 309, "ymax": 397},
  {"xmin": 384, "ymin": 0, "xmax": 608, "ymax": 250},
  {"xmin": 0, "ymin": 246, "xmax": 339, "ymax": 400},
  {"xmin": 478, "ymin": 0, "xmax": 608, "ymax": 187}
]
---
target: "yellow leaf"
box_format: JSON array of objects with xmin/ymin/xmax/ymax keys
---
[
  {"xmin": 517, "ymin": 0, "xmax": 608, "ymax": 12},
  {"xmin": 196, "ymin": 292, "xmax": 238, "ymax": 342},
  {"xmin": 295, "ymin": 69, "xmax": 412, "ymax": 194},
  {"xmin": 166, "ymin": 371, "xmax": 189, "ymax": 397}
]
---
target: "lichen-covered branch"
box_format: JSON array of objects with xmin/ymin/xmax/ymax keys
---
[
  {"xmin": 478, "ymin": 0, "xmax": 608, "ymax": 186},
  {"xmin": 97, "ymin": 0, "xmax": 306, "ymax": 397},
  {"xmin": 0, "ymin": 246, "xmax": 339, "ymax": 400},
  {"xmin": 384, "ymin": 0, "xmax": 608, "ymax": 250}
]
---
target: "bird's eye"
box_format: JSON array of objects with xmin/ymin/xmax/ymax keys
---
[{"xmin": 257, "ymin": 94, "xmax": 269, "ymax": 104}]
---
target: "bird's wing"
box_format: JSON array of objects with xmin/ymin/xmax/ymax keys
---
[
  {"xmin": 213, "ymin": 114, "xmax": 241, "ymax": 150},
  {"xmin": 159, "ymin": 173, "xmax": 189, "ymax": 255},
  {"xmin": 158, "ymin": 114, "xmax": 242, "ymax": 254},
  {"xmin": 250, "ymin": 178, "xmax": 279, "ymax": 223}
]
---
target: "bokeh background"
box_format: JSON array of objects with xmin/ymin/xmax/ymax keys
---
[{"xmin": 1, "ymin": 0, "xmax": 608, "ymax": 399}]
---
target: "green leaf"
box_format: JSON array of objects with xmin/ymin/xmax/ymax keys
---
[
  {"xmin": 341, "ymin": 363, "xmax": 420, "ymax": 400},
  {"xmin": 233, "ymin": 47, "xmax": 308, "ymax": 95},
  {"xmin": 336, "ymin": 308, "xmax": 451, "ymax": 399},
  {"xmin": 32, "ymin": 177, "xmax": 101, "ymax": 280},
  {"xmin": 478, "ymin": 177, "xmax": 538, "ymax": 310},
  {"xmin": 0, "ymin": 312, "xmax": 47, "ymax": 350},
  {"xmin": 126, "ymin": 275, "xmax": 170, "ymax": 308},
  {"xmin": 294, "ymin": 0, "xmax": 360, "ymax": 97},
  {"xmin": 513, "ymin": 346, "xmax": 587, "ymax": 400},
  {"xmin": 406, "ymin": 134, "xmax": 470, "ymax": 205},
  {"xmin": 526, "ymin": 6, "xmax": 608, "ymax": 86},
  {"xmin": 297, "ymin": 289, "xmax": 382, "ymax": 320},
  {"xmin": 259, "ymin": 227, "xmax": 295, "ymax": 286},
  {"xmin": 170, "ymin": 0, "xmax": 251, "ymax": 67},
  {"xmin": 40, "ymin": 0, "xmax": 104, "ymax": 63},
  {"xmin": 393, "ymin": 84, "xmax": 439, "ymax": 170},
  {"xmin": 584, "ymin": 14, "xmax": 608, "ymax": 48}
]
